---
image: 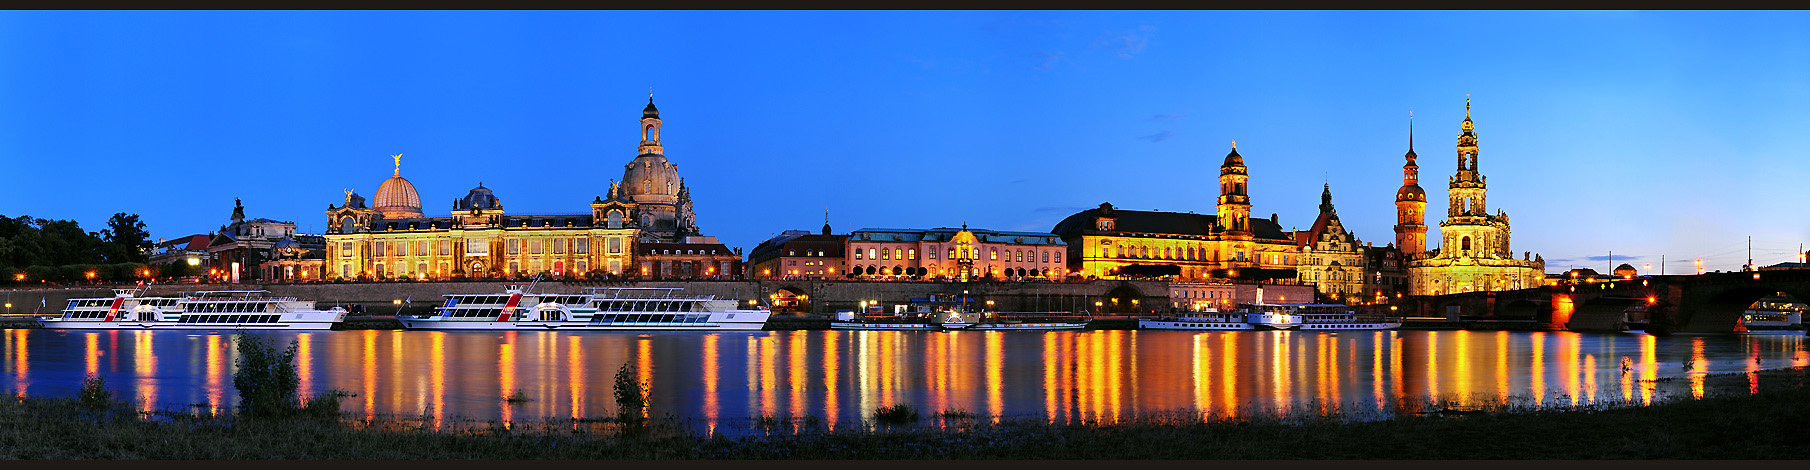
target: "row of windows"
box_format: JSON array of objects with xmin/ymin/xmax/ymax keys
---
[
  {"xmin": 345, "ymin": 238, "xmax": 620, "ymax": 258},
  {"xmin": 440, "ymin": 308, "xmax": 506, "ymax": 318},
  {"xmin": 180, "ymin": 315, "xmax": 281, "ymax": 324},
  {"xmin": 854, "ymin": 247, "xmax": 1058, "ymax": 263},
  {"xmin": 185, "ymin": 302, "xmax": 274, "ymax": 313},
  {"xmin": 596, "ymin": 313, "xmax": 711, "ymax": 324},
  {"xmin": 851, "ymin": 266, "xmax": 1053, "ymax": 277},
  {"xmin": 597, "ymin": 301, "xmax": 697, "ymax": 312},
  {"xmin": 66, "ymin": 299, "xmax": 115, "ymax": 308}
]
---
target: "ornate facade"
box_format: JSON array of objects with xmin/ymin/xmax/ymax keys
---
[
  {"xmin": 845, "ymin": 225, "xmax": 1066, "ymax": 281},
  {"xmin": 1406, "ymin": 101, "xmax": 1544, "ymax": 295},
  {"xmin": 322, "ymin": 97, "xmax": 729, "ymax": 281},
  {"xmin": 1394, "ymin": 113, "xmax": 1429, "ymax": 254},
  {"xmin": 206, "ymin": 198, "xmax": 318, "ymax": 283},
  {"xmin": 1052, "ymin": 145, "xmax": 1300, "ymax": 282},
  {"xmin": 1294, "ymin": 184, "xmax": 1366, "ymax": 299}
]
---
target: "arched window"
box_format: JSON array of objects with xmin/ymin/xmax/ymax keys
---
[
  {"xmin": 339, "ymin": 216, "xmax": 355, "ymax": 233},
  {"xmin": 1462, "ymin": 236, "xmax": 1472, "ymax": 251}
]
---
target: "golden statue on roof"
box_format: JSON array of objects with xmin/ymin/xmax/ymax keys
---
[{"xmin": 391, "ymin": 153, "xmax": 403, "ymax": 177}]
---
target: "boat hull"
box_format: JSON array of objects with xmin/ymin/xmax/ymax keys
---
[
  {"xmin": 1298, "ymin": 322, "xmax": 1402, "ymax": 331},
  {"xmin": 1139, "ymin": 319, "xmax": 1262, "ymax": 330},
  {"xmin": 37, "ymin": 319, "xmax": 340, "ymax": 330},
  {"xmin": 829, "ymin": 322, "xmax": 940, "ymax": 331},
  {"xmin": 399, "ymin": 319, "xmax": 768, "ymax": 331}
]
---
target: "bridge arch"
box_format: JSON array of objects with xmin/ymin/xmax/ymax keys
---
[
  {"xmin": 1569, "ymin": 296, "xmax": 1642, "ymax": 332},
  {"xmin": 1105, "ymin": 284, "xmax": 1146, "ymax": 314},
  {"xmin": 1679, "ymin": 286, "xmax": 1810, "ymax": 333},
  {"xmin": 1500, "ymin": 299, "xmax": 1541, "ymax": 321},
  {"xmin": 770, "ymin": 286, "xmax": 810, "ymax": 314}
]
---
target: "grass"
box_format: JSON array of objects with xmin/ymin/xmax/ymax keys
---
[{"xmin": 1, "ymin": 367, "xmax": 1807, "ymax": 459}]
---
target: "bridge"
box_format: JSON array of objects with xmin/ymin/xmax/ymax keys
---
[{"xmin": 1390, "ymin": 269, "xmax": 1810, "ymax": 334}]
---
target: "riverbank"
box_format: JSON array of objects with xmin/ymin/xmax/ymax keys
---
[{"xmin": 3, "ymin": 366, "xmax": 1807, "ymax": 459}]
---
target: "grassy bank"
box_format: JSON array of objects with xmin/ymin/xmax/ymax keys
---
[{"xmin": 4, "ymin": 367, "xmax": 1809, "ymax": 459}]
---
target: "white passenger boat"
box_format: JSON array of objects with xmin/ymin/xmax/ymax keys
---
[
  {"xmin": 967, "ymin": 312, "xmax": 1091, "ymax": 330},
  {"xmin": 399, "ymin": 285, "xmax": 770, "ymax": 331},
  {"xmin": 1290, "ymin": 304, "xmax": 1403, "ymax": 331},
  {"xmin": 38, "ymin": 289, "xmax": 348, "ymax": 330},
  {"xmin": 1139, "ymin": 305, "xmax": 1302, "ymax": 331}
]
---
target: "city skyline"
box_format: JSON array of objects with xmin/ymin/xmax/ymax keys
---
[{"xmin": 4, "ymin": 11, "xmax": 1808, "ymax": 274}]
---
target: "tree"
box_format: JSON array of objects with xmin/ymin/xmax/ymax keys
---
[{"xmin": 99, "ymin": 213, "xmax": 151, "ymax": 264}]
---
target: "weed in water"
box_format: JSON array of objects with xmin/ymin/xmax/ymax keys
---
[
  {"xmin": 232, "ymin": 334, "xmax": 300, "ymax": 418},
  {"xmin": 502, "ymin": 389, "xmax": 531, "ymax": 404},
  {"xmin": 78, "ymin": 373, "xmax": 112, "ymax": 409},
  {"xmin": 873, "ymin": 404, "xmax": 919, "ymax": 425},
  {"xmin": 614, "ymin": 362, "xmax": 648, "ymax": 426}
]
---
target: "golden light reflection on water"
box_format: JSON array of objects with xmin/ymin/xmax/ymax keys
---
[{"xmin": 5, "ymin": 330, "xmax": 1810, "ymax": 429}]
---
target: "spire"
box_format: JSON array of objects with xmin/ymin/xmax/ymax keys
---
[
  {"xmin": 1408, "ymin": 110, "xmax": 1415, "ymax": 155},
  {"xmin": 821, "ymin": 209, "xmax": 832, "ymax": 235},
  {"xmin": 1319, "ymin": 183, "xmax": 1334, "ymax": 214}
]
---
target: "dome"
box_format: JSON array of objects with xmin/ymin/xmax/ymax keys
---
[
  {"xmin": 1222, "ymin": 147, "xmax": 1244, "ymax": 167},
  {"xmin": 643, "ymin": 97, "xmax": 660, "ymax": 119},
  {"xmin": 459, "ymin": 183, "xmax": 502, "ymax": 211},
  {"xmin": 1396, "ymin": 185, "xmax": 1426, "ymax": 201},
  {"xmin": 374, "ymin": 176, "xmax": 423, "ymax": 218},
  {"xmin": 621, "ymin": 154, "xmax": 680, "ymax": 201}
]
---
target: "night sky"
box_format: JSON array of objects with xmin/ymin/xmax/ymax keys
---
[{"xmin": 4, "ymin": 11, "xmax": 1807, "ymax": 273}]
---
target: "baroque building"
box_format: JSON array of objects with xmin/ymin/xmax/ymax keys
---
[
  {"xmin": 747, "ymin": 214, "xmax": 849, "ymax": 280},
  {"xmin": 206, "ymin": 198, "xmax": 320, "ymax": 283},
  {"xmin": 1293, "ymin": 184, "xmax": 1366, "ymax": 299},
  {"xmin": 1406, "ymin": 100, "xmax": 1544, "ymax": 295},
  {"xmin": 845, "ymin": 225, "xmax": 1066, "ymax": 281},
  {"xmin": 1052, "ymin": 145, "xmax": 1300, "ymax": 282},
  {"xmin": 322, "ymin": 97, "xmax": 733, "ymax": 281}
]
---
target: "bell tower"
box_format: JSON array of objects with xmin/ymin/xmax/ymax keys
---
[
  {"xmin": 1216, "ymin": 143, "xmax": 1252, "ymax": 235},
  {"xmin": 1394, "ymin": 111, "xmax": 1428, "ymax": 253},
  {"xmin": 1449, "ymin": 98, "xmax": 1487, "ymax": 217},
  {"xmin": 639, "ymin": 93, "xmax": 664, "ymax": 157}
]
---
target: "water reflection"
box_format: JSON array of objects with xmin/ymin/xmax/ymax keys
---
[{"xmin": 0, "ymin": 329, "xmax": 1804, "ymax": 431}]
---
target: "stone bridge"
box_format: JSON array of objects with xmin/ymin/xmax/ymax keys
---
[{"xmin": 1389, "ymin": 269, "xmax": 1810, "ymax": 334}]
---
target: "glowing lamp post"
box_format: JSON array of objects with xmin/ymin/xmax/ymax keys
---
[{"xmin": 1695, "ymin": 259, "xmax": 1704, "ymax": 275}]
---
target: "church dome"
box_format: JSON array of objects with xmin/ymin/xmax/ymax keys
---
[
  {"xmin": 621, "ymin": 154, "xmax": 680, "ymax": 201},
  {"xmin": 1222, "ymin": 147, "xmax": 1244, "ymax": 167},
  {"xmin": 1396, "ymin": 185, "xmax": 1426, "ymax": 201},
  {"xmin": 643, "ymin": 98, "xmax": 660, "ymax": 119},
  {"xmin": 374, "ymin": 175, "xmax": 423, "ymax": 218},
  {"xmin": 460, "ymin": 183, "xmax": 502, "ymax": 210}
]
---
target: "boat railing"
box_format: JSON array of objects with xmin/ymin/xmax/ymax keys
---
[{"xmin": 979, "ymin": 311, "xmax": 1094, "ymax": 323}]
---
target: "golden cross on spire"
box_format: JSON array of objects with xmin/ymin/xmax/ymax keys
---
[
  {"xmin": 391, "ymin": 153, "xmax": 403, "ymax": 177},
  {"xmin": 1231, "ymin": 140, "xmax": 1236, "ymax": 149}
]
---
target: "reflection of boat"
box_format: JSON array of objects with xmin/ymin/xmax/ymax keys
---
[
  {"xmin": 1139, "ymin": 304, "xmax": 1302, "ymax": 330},
  {"xmin": 400, "ymin": 285, "xmax": 770, "ymax": 331},
  {"xmin": 38, "ymin": 289, "xmax": 347, "ymax": 330},
  {"xmin": 1288, "ymin": 304, "xmax": 1403, "ymax": 330}
]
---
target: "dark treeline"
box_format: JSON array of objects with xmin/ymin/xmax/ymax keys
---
[{"xmin": 0, "ymin": 213, "xmax": 154, "ymax": 284}]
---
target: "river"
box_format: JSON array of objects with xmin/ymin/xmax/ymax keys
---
[{"xmin": 3, "ymin": 329, "xmax": 1805, "ymax": 433}]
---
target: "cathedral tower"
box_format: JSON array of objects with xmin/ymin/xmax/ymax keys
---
[
  {"xmin": 1394, "ymin": 112, "xmax": 1428, "ymax": 253},
  {"xmin": 1449, "ymin": 99, "xmax": 1487, "ymax": 217},
  {"xmin": 1216, "ymin": 143, "xmax": 1252, "ymax": 235}
]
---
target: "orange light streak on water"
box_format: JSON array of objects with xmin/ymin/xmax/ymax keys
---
[
  {"xmin": 1091, "ymin": 332, "xmax": 1108, "ymax": 421},
  {"xmin": 1639, "ymin": 334, "xmax": 1656, "ymax": 405},
  {"xmin": 1562, "ymin": 334, "xmax": 1581, "ymax": 407},
  {"xmin": 1746, "ymin": 338, "xmax": 1761, "ymax": 395},
  {"xmin": 1491, "ymin": 329, "xmax": 1505, "ymax": 404},
  {"xmin": 10, "ymin": 329, "xmax": 27, "ymax": 396},
  {"xmin": 636, "ymin": 337, "xmax": 652, "ymax": 420},
  {"xmin": 84, "ymin": 332, "xmax": 99, "ymax": 377},
  {"xmin": 568, "ymin": 335, "xmax": 585, "ymax": 420},
  {"xmin": 1326, "ymin": 334, "xmax": 1339, "ymax": 413},
  {"xmin": 926, "ymin": 333, "xmax": 946, "ymax": 417},
  {"xmin": 1268, "ymin": 332, "xmax": 1286, "ymax": 415},
  {"xmin": 1042, "ymin": 332, "xmax": 1057, "ymax": 424},
  {"xmin": 758, "ymin": 335, "xmax": 777, "ymax": 418},
  {"xmin": 1689, "ymin": 337, "xmax": 1705, "ymax": 400},
  {"xmin": 702, "ymin": 334, "xmax": 719, "ymax": 433},
  {"xmin": 1454, "ymin": 331, "xmax": 1472, "ymax": 406},
  {"xmin": 745, "ymin": 335, "xmax": 760, "ymax": 420},
  {"xmin": 1220, "ymin": 332, "xmax": 1236, "ymax": 419},
  {"xmin": 429, "ymin": 332, "xmax": 446, "ymax": 430},
  {"xmin": 877, "ymin": 333, "xmax": 895, "ymax": 409},
  {"xmin": 821, "ymin": 330, "xmax": 838, "ymax": 430},
  {"xmin": 205, "ymin": 335, "xmax": 223, "ymax": 414},
  {"xmin": 499, "ymin": 333, "xmax": 516, "ymax": 424},
  {"xmin": 297, "ymin": 333, "xmax": 314, "ymax": 398},
  {"xmin": 1424, "ymin": 331, "xmax": 1438, "ymax": 404},
  {"xmin": 1582, "ymin": 354, "xmax": 1596, "ymax": 404},
  {"xmin": 789, "ymin": 331, "xmax": 807, "ymax": 417},
  {"xmin": 1107, "ymin": 330, "xmax": 1124, "ymax": 422},
  {"xmin": 362, "ymin": 330, "xmax": 376, "ymax": 419},
  {"xmin": 1529, "ymin": 332, "xmax": 1545, "ymax": 406},
  {"xmin": 986, "ymin": 332, "xmax": 1003, "ymax": 423},
  {"xmin": 132, "ymin": 331, "xmax": 155, "ymax": 412},
  {"xmin": 1192, "ymin": 334, "xmax": 1208, "ymax": 418},
  {"xmin": 1372, "ymin": 332, "xmax": 1386, "ymax": 413},
  {"xmin": 391, "ymin": 331, "xmax": 404, "ymax": 416}
]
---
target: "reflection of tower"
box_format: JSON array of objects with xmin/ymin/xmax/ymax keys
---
[
  {"xmin": 1215, "ymin": 143, "xmax": 1251, "ymax": 236},
  {"xmin": 1449, "ymin": 99, "xmax": 1486, "ymax": 218},
  {"xmin": 1394, "ymin": 112, "xmax": 1428, "ymax": 253}
]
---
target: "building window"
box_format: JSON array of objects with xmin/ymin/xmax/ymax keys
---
[
  {"xmin": 789, "ymin": 250, "xmax": 795, "ymax": 256},
  {"xmin": 928, "ymin": 249, "xmax": 937, "ymax": 260},
  {"xmin": 608, "ymin": 259, "xmax": 621, "ymax": 274},
  {"xmin": 869, "ymin": 248, "xmax": 877, "ymax": 260},
  {"xmin": 577, "ymin": 261, "xmax": 587, "ymax": 273},
  {"xmin": 531, "ymin": 239, "xmax": 543, "ymax": 254},
  {"xmin": 416, "ymin": 263, "xmax": 426, "ymax": 275},
  {"xmin": 508, "ymin": 262, "xmax": 519, "ymax": 273},
  {"xmin": 576, "ymin": 238, "xmax": 588, "ymax": 254},
  {"xmin": 908, "ymin": 249, "xmax": 917, "ymax": 260},
  {"xmin": 553, "ymin": 238, "xmax": 566, "ymax": 254},
  {"xmin": 609, "ymin": 237, "xmax": 622, "ymax": 254},
  {"xmin": 439, "ymin": 239, "xmax": 451, "ymax": 255},
  {"xmin": 373, "ymin": 242, "xmax": 386, "ymax": 257},
  {"xmin": 341, "ymin": 242, "xmax": 353, "ymax": 257},
  {"xmin": 508, "ymin": 239, "xmax": 520, "ymax": 254},
  {"xmin": 948, "ymin": 248, "xmax": 956, "ymax": 259},
  {"xmin": 855, "ymin": 248, "xmax": 864, "ymax": 260},
  {"xmin": 374, "ymin": 263, "xmax": 384, "ymax": 276},
  {"xmin": 467, "ymin": 238, "xmax": 487, "ymax": 255},
  {"xmin": 1043, "ymin": 252, "xmax": 1050, "ymax": 263}
]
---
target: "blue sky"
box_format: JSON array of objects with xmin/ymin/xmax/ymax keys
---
[{"xmin": 3, "ymin": 11, "xmax": 1807, "ymax": 274}]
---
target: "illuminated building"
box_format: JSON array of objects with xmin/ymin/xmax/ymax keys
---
[
  {"xmin": 1406, "ymin": 100, "xmax": 1544, "ymax": 295},
  {"xmin": 149, "ymin": 234, "xmax": 214, "ymax": 270},
  {"xmin": 845, "ymin": 225, "xmax": 1065, "ymax": 281},
  {"xmin": 322, "ymin": 97, "xmax": 731, "ymax": 280},
  {"xmin": 258, "ymin": 236, "xmax": 325, "ymax": 282},
  {"xmin": 205, "ymin": 198, "xmax": 318, "ymax": 283},
  {"xmin": 1052, "ymin": 145, "xmax": 1300, "ymax": 282},
  {"xmin": 1293, "ymin": 184, "xmax": 1366, "ymax": 299},
  {"xmin": 747, "ymin": 217, "xmax": 848, "ymax": 280},
  {"xmin": 1394, "ymin": 113, "xmax": 1429, "ymax": 254}
]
